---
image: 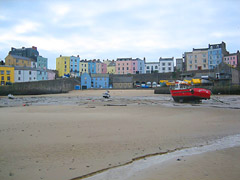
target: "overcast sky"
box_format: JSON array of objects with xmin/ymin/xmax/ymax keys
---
[{"xmin": 0, "ymin": 0, "xmax": 239, "ymax": 69}]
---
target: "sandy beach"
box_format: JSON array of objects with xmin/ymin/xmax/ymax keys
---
[{"xmin": 0, "ymin": 90, "xmax": 240, "ymax": 180}]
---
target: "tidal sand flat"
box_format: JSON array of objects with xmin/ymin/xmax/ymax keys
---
[{"xmin": 0, "ymin": 90, "xmax": 240, "ymax": 180}]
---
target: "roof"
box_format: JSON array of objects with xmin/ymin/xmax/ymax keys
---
[
  {"xmin": 0, "ymin": 65, "xmax": 14, "ymax": 68},
  {"xmin": 14, "ymin": 66, "xmax": 38, "ymax": 71},
  {"xmin": 145, "ymin": 62, "xmax": 159, "ymax": 65},
  {"xmin": 91, "ymin": 74, "xmax": 109, "ymax": 78},
  {"xmin": 8, "ymin": 54, "xmax": 35, "ymax": 61},
  {"xmin": 112, "ymin": 76, "xmax": 133, "ymax": 83},
  {"xmin": 108, "ymin": 61, "xmax": 116, "ymax": 66},
  {"xmin": 116, "ymin": 58, "xmax": 132, "ymax": 61},
  {"xmin": 159, "ymin": 57, "xmax": 174, "ymax": 61},
  {"xmin": 224, "ymin": 52, "xmax": 240, "ymax": 57},
  {"xmin": 193, "ymin": 48, "xmax": 208, "ymax": 51}
]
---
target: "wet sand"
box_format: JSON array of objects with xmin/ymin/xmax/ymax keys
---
[
  {"xmin": 0, "ymin": 90, "xmax": 240, "ymax": 180},
  {"xmin": 130, "ymin": 146, "xmax": 240, "ymax": 180}
]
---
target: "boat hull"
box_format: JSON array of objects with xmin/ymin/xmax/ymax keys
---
[{"xmin": 170, "ymin": 88, "xmax": 211, "ymax": 102}]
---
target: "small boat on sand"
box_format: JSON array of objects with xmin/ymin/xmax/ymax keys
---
[
  {"xmin": 103, "ymin": 90, "xmax": 110, "ymax": 99},
  {"xmin": 170, "ymin": 81, "xmax": 211, "ymax": 103}
]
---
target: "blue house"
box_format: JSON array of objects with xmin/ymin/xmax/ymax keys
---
[
  {"xmin": 208, "ymin": 42, "xmax": 228, "ymax": 69},
  {"xmin": 91, "ymin": 74, "xmax": 109, "ymax": 88},
  {"xmin": 37, "ymin": 56, "xmax": 48, "ymax": 70},
  {"xmin": 136, "ymin": 58, "xmax": 145, "ymax": 74},
  {"xmin": 70, "ymin": 56, "xmax": 80, "ymax": 77},
  {"xmin": 81, "ymin": 73, "xmax": 91, "ymax": 89},
  {"xmin": 88, "ymin": 60, "xmax": 96, "ymax": 74},
  {"xmin": 37, "ymin": 69, "xmax": 48, "ymax": 81}
]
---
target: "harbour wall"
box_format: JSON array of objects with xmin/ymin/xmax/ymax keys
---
[{"xmin": 0, "ymin": 78, "xmax": 80, "ymax": 96}]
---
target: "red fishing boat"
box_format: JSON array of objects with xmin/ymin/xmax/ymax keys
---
[{"xmin": 170, "ymin": 81, "xmax": 211, "ymax": 103}]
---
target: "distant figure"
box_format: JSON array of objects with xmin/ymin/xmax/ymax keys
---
[{"xmin": 103, "ymin": 90, "xmax": 110, "ymax": 98}]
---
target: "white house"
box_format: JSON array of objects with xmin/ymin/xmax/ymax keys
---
[
  {"xmin": 14, "ymin": 67, "xmax": 37, "ymax": 82},
  {"xmin": 159, "ymin": 57, "xmax": 174, "ymax": 73},
  {"xmin": 145, "ymin": 62, "xmax": 159, "ymax": 73}
]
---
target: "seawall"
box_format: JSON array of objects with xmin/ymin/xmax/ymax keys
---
[{"xmin": 0, "ymin": 78, "xmax": 80, "ymax": 96}]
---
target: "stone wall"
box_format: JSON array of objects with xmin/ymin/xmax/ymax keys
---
[{"xmin": 0, "ymin": 78, "xmax": 80, "ymax": 95}]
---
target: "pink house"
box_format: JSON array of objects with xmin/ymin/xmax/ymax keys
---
[
  {"xmin": 101, "ymin": 63, "xmax": 107, "ymax": 74},
  {"xmin": 47, "ymin": 70, "xmax": 56, "ymax": 80},
  {"xmin": 224, "ymin": 51, "xmax": 240, "ymax": 68},
  {"xmin": 96, "ymin": 62, "xmax": 102, "ymax": 73},
  {"xmin": 115, "ymin": 58, "xmax": 138, "ymax": 74}
]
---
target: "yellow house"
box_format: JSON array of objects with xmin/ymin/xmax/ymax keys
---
[
  {"xmin": 0, "ymin": 66, "xmax": 14, "ymax": 85},
  {"xmin": 107, "ymin": 66, "xmax": 116, "ymax": 74},
  {"xmin": 79, "ymin": 61, "xmax": 89, "ymax": 74},
  {"xmin": 56, "ymin": 56, "xmax": 70, "ymax": 77},
  {"xmin": 5, "ymin": 54, "xmax": 35, "ymax": 67}
]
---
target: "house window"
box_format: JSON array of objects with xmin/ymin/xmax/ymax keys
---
[
  {"xmin": 168, "ymin": 67, "xmax": 171, "ymax": 71},
  {"xmin": 168, "ymin": 63, "xmax": 171, "ymax": 66},
  {"xmin": 195, "ymin": 60, "xmax": 197, "ymax": 63},
  {"xmin": 162, "ymin": 63, "xmax": 165, "ymax": 66},
  {"xmin": 203, "ymin": 59, "xmax": 206, "ymax": 63},
  {"xmin": 203, "ymin": 64, "xmax": 206, "ymax": 68},
  {"xmin": 0, "ymin": 70, "xmax": 4, "ymax": 75},
  {"xmin": 155, "ymin": 66, "xmax": 158, "ymax": 69},
  {"xmin": 127, "ymin": 67, "xmax": 129, "ymax": 70},
  {"xmin": 190, "ymin": 65, "xmax": 192, "ymax": 69},
  {"xmin": 162, "ymin": 67, "xmax": 165, "ymax": 71},
  {"xmin": 6, "ymin": 71, "xmax": 10, "ymax": 75},
  {"xmin": 1, "ymin": 76, "xmax": 4, "ymax": 80},
  {"xmin": 7, "ymin": 76, "xmax": 10, "ymax": 81},
  {"xmin": 29, "ymin": 71, "xmax": 31, "ymax": 75},
  {"xmin": 29, "ymin": 77, "xmax": 32, "ymax": 80},
  {"xmin": 18, "ymin": 77, "xmax": 20, "ymax": 80}
]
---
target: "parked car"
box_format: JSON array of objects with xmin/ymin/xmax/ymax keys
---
[
  {"xmin": 136, "ymin": 83, "xmax": 141, "ymax": 88},
  {"xmin": 146, "ymin": 82, "xmax": 151, "ymax": 88},
  {"xmin": 141, "ymin": 83, "xmax": 146, "ymax": 88},
  {"xmin": 152, "ymin": 82, "xmax": 157, "ymax": 88}
]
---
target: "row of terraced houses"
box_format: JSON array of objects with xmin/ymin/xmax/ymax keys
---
[
  {"xmin": 1, "ymin": 42, "xmax": 239, "ymax": 86},
  {"xmin": 0, "ymin": 46, "xmax": 56, "ymax": 85},
  {"xmin": 56, "ymin": 42, "xmax": 239, "ymax": 78},
  {"xmin": 56, "ymin": 56, "xmax": 175, "ymax": 77}
]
